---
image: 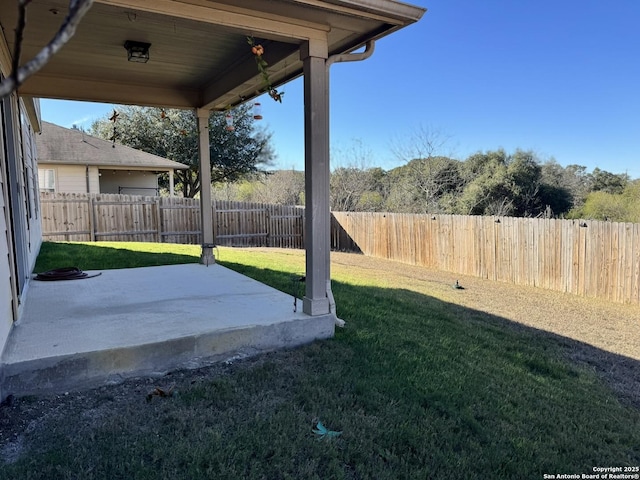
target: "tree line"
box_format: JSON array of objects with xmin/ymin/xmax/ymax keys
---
[
  {"xmin": 91, "ymin": 107, "xmax": 638, "ymax": 222},
  {"xmin": 220, "ymin": 151, "xmax": 637, "ymax": 222}
]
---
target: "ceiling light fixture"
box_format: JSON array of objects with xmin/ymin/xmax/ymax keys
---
[{"xmin": 124, "ymin": 40, "xmax": 151, "ymax": 63}]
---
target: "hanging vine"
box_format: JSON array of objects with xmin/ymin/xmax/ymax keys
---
[{"xmin": 247, "ymin": 36, "xmax": 284, "ymax": 103}]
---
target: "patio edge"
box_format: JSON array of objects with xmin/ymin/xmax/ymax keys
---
[{"xmin": 1, "ymin": 314, "xmax": 336, "ymax": 398}]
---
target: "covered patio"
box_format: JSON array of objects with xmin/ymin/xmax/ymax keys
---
[
  {"xmin": 0, "ymin": 0, "xmax": 424, "ymax": 395},
  {"xmin": 2, "ymin": 262, "xmax": 334, "ymax": 396}
]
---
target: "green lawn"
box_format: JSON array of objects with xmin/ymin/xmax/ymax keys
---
[
  {"xmin": 3, "ymin": 241, "xmax": 639, "ymax": 479},
  {"xmin": 34, "ymin": 241, "xmax": 201, "ymax": 272}
]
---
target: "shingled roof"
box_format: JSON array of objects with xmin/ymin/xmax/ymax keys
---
[{"xmin": 36, "ymin": 122, "xmax": 188, "ymax": 170}]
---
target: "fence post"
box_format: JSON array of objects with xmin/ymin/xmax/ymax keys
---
[
  {"xmin": 155, "ymin": 197, "xmax": 162, "ymax": 243},
  {"xmin": 266, "ymin": 209, "xmax": 271, "ymax": 247},
  {"xmin": 211, "ymin": 200, "xmax": 220, "ymax": 245},
  {"xmin": 88, "ymin": 196, "xmax": 96, "ymax": 242}
]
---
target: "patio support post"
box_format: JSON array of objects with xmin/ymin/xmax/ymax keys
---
[
  {"xmin": 301, "ymin": 40, "xmax": 331, "ymax": 316},
  {"xmin": 169, "ymin": 169, "xmax": 175, "ymax": 197},
  {"xmin": 197, "ymin": 108, "xmax": 215, "ymax": 265}
]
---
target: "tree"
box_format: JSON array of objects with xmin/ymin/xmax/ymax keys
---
[
  {"xmin": 330, "ymin": 140, "xmax": 386, "ymax": 212},
  {"xmin": 390, "ymin": 126, "xmax": 462, "ymax": 213},
  {"xmin": 330, "ymin": 167, "xmax": 378, "ymax": 211},
  {"xmin": 385, "ymin": 156, "xmax": 462, "ymax": 213},
  {"xmin": 573, "ymin": 191, "xmax": 627, "ymax": 221},
  {"xmin": 537, "ymin": 182, "xmax": 572, "ymax": 217},
  {"xmin": 255, "ymin": 170, "xmax": 305, "ymax": 205},
  {"xmin": 456, "ymin": 150, "xmax": 511, "ymax": 215},
  {"xmin": 456, "ymin": 149, "xmax": 551, "ymax": 217},
  {"xmin": 0, "ymin": 0, "xmax": 94, "ymax": 98},
  {"xmin": 91, "ymin": 104, "xmax": 274, "ymax": 197},
  {"xmin": 623, "ymin": 180, "xmax": 640, "ymax": 222},
  {"xmin": 587, "ymin": 168, "xmax": 629, "ymax": 195},
  {"xmin": 569, "ymin": 179, "xmax": 640, "ymax": 222},
  {"xmin": 539, "ymin": 160, "xmax": 581, "ymax": 214},
  {"xmin": 221, "ymin": 170, "xmax": 305, "ymax": 205},
  {"xmin": 504, "ymin": 150, "xmax": 543, "ymax": 216},
  {"xmin": 563, "ymin": 164, "xmax": 591, "ymax": 202}
]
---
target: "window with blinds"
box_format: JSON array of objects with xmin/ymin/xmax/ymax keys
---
[{"xmin": 38, "ymin": 168, "xmax": 55, "ymax": 192}]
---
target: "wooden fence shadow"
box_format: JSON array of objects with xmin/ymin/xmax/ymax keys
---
[{"xmin": 330, "ymin": 213, "xmax": 362, "ymax": 253}]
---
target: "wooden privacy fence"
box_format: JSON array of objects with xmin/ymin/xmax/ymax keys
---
[
  {"xmin": 40, "ymin": 193, "xmax": 304, "ymax": 248},
  {"xmin": 215, "ymin": 200, "xmax": 304, "ymax": 248},
  {"xmin": 39, "ymin": 193, "xmax": 640, "ymax": 304},
  {"xmin": 331, "ymin": 212, "xmax": 640, "ymax": 305}
]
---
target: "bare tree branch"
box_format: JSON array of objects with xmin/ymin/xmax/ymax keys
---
[
  {"xmin": 389, "ymin": 126, "xmax": 460, "ymax": 213},
  {"xmin": 390, "ymin": 125, "xmax": 454, "ymax": 164},
  {"xmin": 0, "ymin": 0, "xmax": 94, "ymax": 98}
]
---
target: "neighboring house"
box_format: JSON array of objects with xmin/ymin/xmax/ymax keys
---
[
  {"xmin": 0, "ymin": 0, "xmax": 424, "ymax": 401},
  {"xmin": 35, "ymin": 122, "xmax": 188, "ymax": 196}
]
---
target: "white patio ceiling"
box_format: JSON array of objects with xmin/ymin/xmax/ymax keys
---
[{"xmin": 0, "ymin": 0, "xmax": 425, "ymax": 110}]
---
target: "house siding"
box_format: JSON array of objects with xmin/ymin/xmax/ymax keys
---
[
  {"xmin": 20, "ymin": 103, "xmax": 42, "ymax": 274},
  {"xmin": 47, "ymin": 164, "xmax": 88, "ymax": 193},
  {"xmin": 37, "ymin": 164, "xmax": 163, "ymax": 199},
  {"xmin": 0, "ymin": 126, "xmax": 13, "ymax": 357},
  {"xmin": 0, "ymin": 93, "xmax": 41, "ymax": 400}
]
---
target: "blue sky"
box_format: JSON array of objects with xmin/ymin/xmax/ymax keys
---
[{"xmin": 40, "ymin": 0, "xmax": 640, "ymax": 178}]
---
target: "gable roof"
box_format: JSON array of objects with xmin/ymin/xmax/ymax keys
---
[{"xmin": 35, "ymin": 122, "xmax": 189, "ymax": 170}]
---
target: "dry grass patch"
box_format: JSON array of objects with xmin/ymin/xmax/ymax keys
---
[{"xmin": 327, "ymin": 249, "xmax": 640, "ymax": 361}]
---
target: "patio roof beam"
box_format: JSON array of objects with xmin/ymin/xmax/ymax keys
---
[
  {"xmin": 17, "ymin": 75, "xmax": 201, "ymax": 109},
  {"xmin": 289, "ymin": 0, "xmax": 426, "ymax": 24},
  {"xmin": 200, "ymin": 43, "xmax": 300, "ymax": 111},
  {"xmin": 95, "ymin": 0, "xmax": 330, "ymax": 43}
]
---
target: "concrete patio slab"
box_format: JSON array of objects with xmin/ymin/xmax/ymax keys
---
[{"xmin": 0, "ymin": 264, "xmax": 335, "ymax": 396}]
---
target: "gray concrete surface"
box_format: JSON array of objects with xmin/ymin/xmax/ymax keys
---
[{"xmin": 0, "ymin": 264, "xmax": 335, "ymax": 396}]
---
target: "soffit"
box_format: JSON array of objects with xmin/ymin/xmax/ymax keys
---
[{"xmin": 0, "ymin": 0, "xmax": 424, "ymax": 110}]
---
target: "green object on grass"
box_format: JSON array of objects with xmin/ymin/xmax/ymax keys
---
[{"xmin": 312, "ymin": 421, "xmax": 342, "ymax": 439}]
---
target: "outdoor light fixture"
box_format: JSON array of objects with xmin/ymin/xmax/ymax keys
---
[{"xmin": 124, "ymin": 40, "xmax": 151, "ymax": 63}]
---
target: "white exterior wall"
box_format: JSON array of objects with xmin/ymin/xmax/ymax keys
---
[
  {"xmin": 0, "ymin": 95, "xmax": 42, "ymax": 381},
  {"xmin": 54, "ymin": 165, "xmax": 85, "ymax": 193},
  {"xmin": 39, "ymin": 164, "xmax": 100, "ymax": 194},
  {"xmin": 20, "ymin": 104, "xmax": 42, "ymax": 275},
  {"xmin": 41, "ymin": 165, "xmax": 156, "ymax": 195},
  {"xmin": 0, "ymin": 142, "xmax": 13, "ymax": 359}
]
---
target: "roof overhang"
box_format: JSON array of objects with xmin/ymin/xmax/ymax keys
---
[
  {"xmin": 0, "ymin": 0, "xmax": 425, "ymax": 110},
  {"xmin": 38, "ymin": 161, "xmax": 189, "ymax": 171}
]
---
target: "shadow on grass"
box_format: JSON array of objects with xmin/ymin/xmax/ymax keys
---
[
  {"xmin": 34, "ymin": 242, "xmax": 199, "ymax": 273},
  {"xmin": 221, "ymin": 259, "xmax": 640, "ymax": 411},
  {"xmin": 1, "ymin": 257, "xmax": 638, "ymax": 479}
]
